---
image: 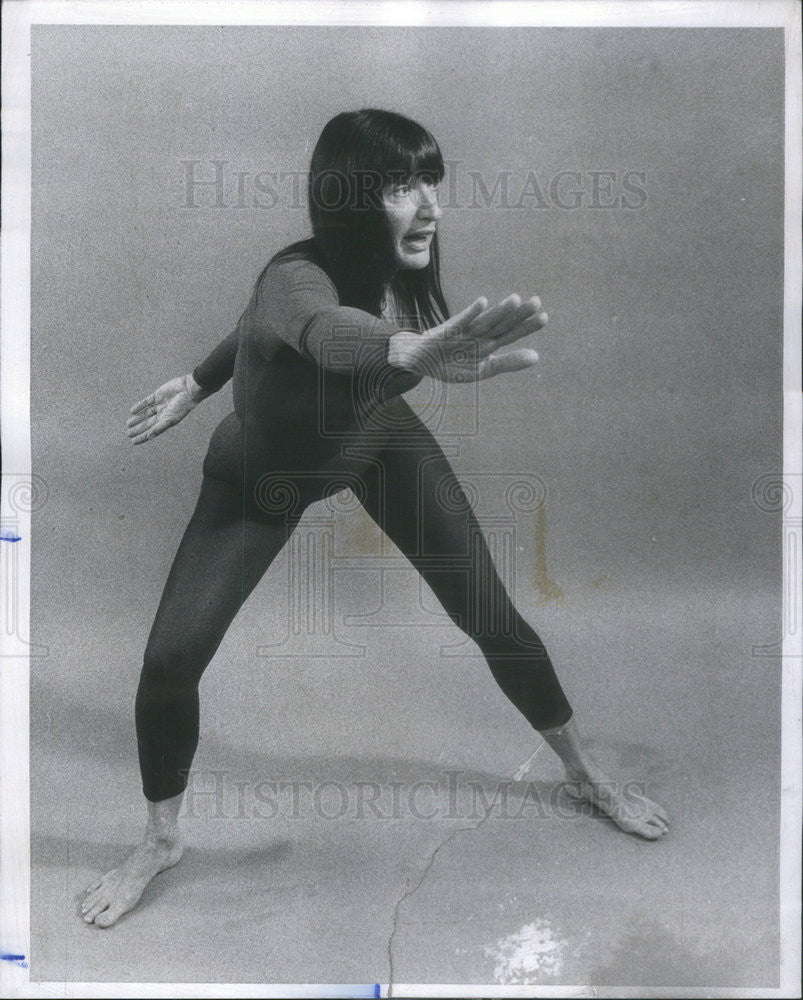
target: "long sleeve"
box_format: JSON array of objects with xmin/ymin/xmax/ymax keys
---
[
  {"xmin": 252, "ymin": 256, "xmax": 423, "ymax": 402},
  {"xmin": 192, "ymin": 326, "xmax": 240, "ymax": 394}
]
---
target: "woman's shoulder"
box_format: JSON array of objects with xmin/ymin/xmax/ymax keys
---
[
  {"xmin": 254, "ymin": 239, "xmax": 339, "ymax": 312},
  {"xmin": 262, "ymin": 239, "xmax": 327, "ymax": 278}
]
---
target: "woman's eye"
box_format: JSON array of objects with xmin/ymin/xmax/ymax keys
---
[{"xmin": 392, "ymin": 184, "xmax": 410, "ymax": 197}]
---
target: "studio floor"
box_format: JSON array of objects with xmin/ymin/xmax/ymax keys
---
[{"xmin": 29, "ymin": 577, "xmax": 781, "ymax": 993}]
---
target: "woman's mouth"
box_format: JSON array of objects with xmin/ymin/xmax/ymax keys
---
[{"xmin": 403, "ymin": 230, "xmax": 434, "ymax": 250}]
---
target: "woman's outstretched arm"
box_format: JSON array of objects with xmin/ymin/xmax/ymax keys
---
[
  {"xmin": 254, "ymin": 256, "xmax": 423, "ymax": 404},
  {"xmin": 256, "ymin": 257, "xmax": 548, "ymax": 407},
  {"xmin": 191, "ymin": 325, "xmax": 241, "ymax": 394},
  {"xmin": 126, "ymin": 324, "xmax": 240, "ymax": 445}
]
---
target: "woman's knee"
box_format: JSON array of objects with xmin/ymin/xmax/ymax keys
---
[
  {"xmin": 140, "ymin": 633, "xmax": 212, "ymax": 697},
  {"xmin": 433, "ymin": 567, "xmax": 514, "ymax": 637}
]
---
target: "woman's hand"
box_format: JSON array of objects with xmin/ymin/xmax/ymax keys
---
[
  {"xmin": 126, "ymin": 373, "xmax": 210, "ymax": 444},
  {"xmin": 388, "ymin": 294, "xmax": 547, "ymax": 383}
]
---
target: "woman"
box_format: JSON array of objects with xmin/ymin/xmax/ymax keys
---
[{"xmin": 82, "ymin": 110, "xmax": 668, "ymax": 929}]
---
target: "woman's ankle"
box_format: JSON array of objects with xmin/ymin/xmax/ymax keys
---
[
  {"xmin": 144, "ymin": 791, "xmax": 185, "ymax": 843},
  {"xmin": 539, "ymin": 715, "xmax": 600, "ymax": 781}
]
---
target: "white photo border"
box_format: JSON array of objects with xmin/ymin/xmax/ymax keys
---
[{"xmin": 1, "ymin": 2, "xmax": 800, "ymax": 997}]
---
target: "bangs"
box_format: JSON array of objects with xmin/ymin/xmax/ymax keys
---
[
  {"xmin": 370, "ymin": 116, "xmax": 445, "ymax": 186},
  {"xmin": 390, "ymin": 137, "xmax": 445, "ymax": 185}
]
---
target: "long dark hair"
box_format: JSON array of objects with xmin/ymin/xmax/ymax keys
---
[{"xmin": 271, "ymin": 109, "xmax": 449, "ymax": 330}]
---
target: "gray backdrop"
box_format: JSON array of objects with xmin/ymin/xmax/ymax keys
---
[{"xmin": 30, "ymin": 26, "xmax": 784, "ymax": 989}]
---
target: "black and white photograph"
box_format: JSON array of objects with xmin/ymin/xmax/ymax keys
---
[{"xmin": 1, "ymin": 1, "xmax": 800, "ymax": 996}]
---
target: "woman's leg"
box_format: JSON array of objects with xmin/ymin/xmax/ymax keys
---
[
  {"xmin": 356, "ymin": 412, "xmax": 668, "ymax": 839},
  {"xmin": 357, "ymin": 436, "xmax": 572, "ymax": 730},
  {"xmin": 135, "ymin": 476, "xmax": 293, "ymax": 802},
  {"xmin": 82, "ymin": 475, "xmax": 296, "ymax": 926}
]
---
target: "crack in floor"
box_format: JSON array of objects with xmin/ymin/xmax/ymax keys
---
[{"xmin": 385, "ymin": 806, "xmax": 494, "ymax": 997}]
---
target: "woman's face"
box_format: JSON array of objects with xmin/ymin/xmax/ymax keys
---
[{"xmin": 382, "ymin": 176, "xmax": 442, "ymax": 270}]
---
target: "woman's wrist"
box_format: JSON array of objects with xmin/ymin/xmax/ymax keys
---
[
  {"xmin": 185, "ymin": 371, "xmax": 212, "ymax": 402},
  {"xmin": 387, "ymin": 330, "xmax": 423, "ymax": 374}
]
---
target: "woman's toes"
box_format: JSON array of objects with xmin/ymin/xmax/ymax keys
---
[
  {"xmin": 95, "ymin": 907, "xmax": 121, "ymax": 928},
  {"xmin": 647, "ymin": 804, "xmax": 669, "ymax": 826},
  {"xmin": 83, "ymin": 900, "xmax": 108, "ymax": 923},
  {"xmin": 81, "ymin": 891, "xmax": 101, "ymax": 913},
  {"xmin": 642, "ymin": 797, "xmax": 668, "ymax": 822}
]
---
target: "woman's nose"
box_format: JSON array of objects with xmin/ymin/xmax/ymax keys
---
[{"xmin": 416, "ymin": 184, "xmax": 442, "ymax": 220}]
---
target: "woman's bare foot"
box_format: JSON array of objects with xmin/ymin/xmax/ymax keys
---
[
  {"xmin": 562, "ymin": 771, "xmax": 669, "ymax": 839},
  {"xmin": 81, "ymin": 835, "xmax": 184, "ymax": 927},
  {"xmin": 540, "ymin": 716, "xmax": 670, "ymax": 840},
  {"xmin": 81, "ymin": 791, "xmax": 185, "ymax": 927}
]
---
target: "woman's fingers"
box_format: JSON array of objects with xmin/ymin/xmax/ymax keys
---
[
  {"xmin": 126, "ymin": 407, "xmax": 157, "ymax": 431},
  {"xmin": 478, "ymin": 348, "xmax": 539, "ymax": 380},
  {"xmin": 441, "ymin": 296, "xmax": 488, "ymax": 336},
  {"xmin": 487, "ymin": 307, "xmax": 548, "ymax": 351},
  {"xmin": 129, "ymin": 392, "xmax": 156, "ymax": 416},
  {"xmin": 127, "ymin": 417, "xmax": 155, "ymax": 439},
  {"xmin": 129, "ymin": 428, "xmax": 153, "ymax": 445},
  {"xmin": 463, "ymin": 294, "xmax": 546, "ymax": 349},
  {"xmin": 128, "ymin": 401, "xmax": 192, "ymax": 442},
  {"xmin": 439, "ymin": 294, "xmax": 546, "ymax": 349},
  {"xmin": 482, "ymin": 295, "xmax": 543, "ymax": 340},
  {"xmin": 434, "ymin": 295, "xmax": 518, "ymax": 342},
  {"xmin": 464, "ymin": 294, "xmax": 523, "ymax": 339},
  {"xmin": 462, "ymin": 301, "xmax": 546, "ymax": 365},
  {"xmin": 130, "ymin": 417, "xmax": 171, "ymax": 444},
  {"xmin": 126, "ymin": 413, "xmax": 154, "ymax": 434}
]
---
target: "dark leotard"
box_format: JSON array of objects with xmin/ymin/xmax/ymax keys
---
[
  {"xmin": 135, "ymin": 245, "xmax": 572, "ymax": 802},
  {"xmin": 200, "ymin": 245, "xmax": 424, "ymax": 498}
]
